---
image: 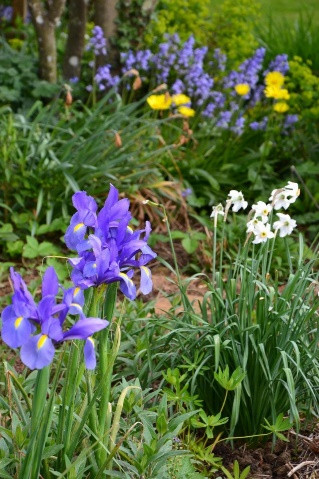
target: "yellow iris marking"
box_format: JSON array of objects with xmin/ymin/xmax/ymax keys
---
[
  {"xmin": 37, "ymin": 334, "xmax": 48, "ymax": 350},
  {"xmin": 70, "ymin": 302, "xmax": 82, "ymax": 310},
  {"xmin": 87, "ymin": 336, "xmax": 95, "ymax": 346},
  {"xmin": 73, "ymin": 222, "xmax": 84, "ymax": 232},
  {"xmin": 14, "ymin": 316, "xmax": 23, "ymax": 329},
  {"xmin": 127, "ymin": 226, "xmax": 133, "ymax": 233},
  {"xmin": 73, "ymin": 287, "xmax": 80, "ymax": 297},
  {"xmin": 141, "ymin": 266, "xmax": 150, "ymax": 277},
  {"xmin": 119, "ymin": 272, "xmax": 133, "ymax": 284}
]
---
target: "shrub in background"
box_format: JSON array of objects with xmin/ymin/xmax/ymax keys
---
[
  {"xmin": 210, "ymin": 0, "xmax": 261, "ymax": 66},
  {"xmin": 0, "ymin": 94, "xmax": 181, "ymax": 257},
  {"xmin": 144, "ymin": 0, "xmax": 212, "ymax": 46}
]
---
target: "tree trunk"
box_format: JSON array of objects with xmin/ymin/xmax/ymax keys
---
[
  {"xmin": 36, "ymin": 23, "xmax": 57, "ymax": 83},
  {"xmin": 13, "ymin": 0, "xmax": 27, "ymax": 23},
  {"xmin": 94, "ymin": 0, "xmax": 119, "ymax": 67},
  {"xmin": 63, "ymin": 0, "xmax": 87, "ymax": 80},
  {"xmin": 27, "ymin": 0, "xmax": 66, "ymax": 83}
]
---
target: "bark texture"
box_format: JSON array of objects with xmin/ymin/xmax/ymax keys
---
[
  {"xmin": 13, "ymin": 0, "xmax": 27, "ymax": 23},
  {"xmin": 27, "ymin": 0, "xmax": 66, "ymax": 83},
  {"xmin": 63, "ymin": 0, "xmax": 87, "ymax": 80},
  {"xmin": 94, "ymin": 0, "xmax": 119, "ymax": 67}
]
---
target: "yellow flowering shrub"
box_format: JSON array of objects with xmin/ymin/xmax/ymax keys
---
[
  {"xmin": 144, "ymin": 0, "xmax": 211, "ymax": 45},
  {"xmin": 210, "ymin": 0, "xmax": 261, "ymax": 66},
  {"xmin": 286, "ymin": 56, "xmax": 319, "ymax": 119}
]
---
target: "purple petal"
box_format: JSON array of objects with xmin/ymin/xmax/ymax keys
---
[
  {"xmin": 37, "ymin": 296, "xmax": 55, "ymax": 322},
  {"xmin": 119, "ymin": 272, "xmax": 136, "ymax": 300},
  {"xmin": 72, "ymin": 191, "xmax": 97, "ymax": 215},
  {"xmin": 42, "ymin": 266, "xmax": 59, "ymax": 297},
  {"xmin": 63, "ymin": 318, "xmax": 109, "ymax": 340},
  {"xmin": 140, "ymin": 266, "xmax": 153, "ymax": 295},
  {"xmin": 41, "ymin": 317, "xmax": 64, "ymax": 341},
  {"xmin": 20, "ymin": 334, "xmax": 55, "ymax": 369},
  {"xmin": 1, "ymin": 314, "xmax": 35, "ymax": 348},
  {"xmin": 65, "ymin": 221, "xmax": 87, "ymax": 251},
  {"xmin": 84, "ymin": 337, "xmax": 96, "ymax": 369},
  {"xmin": 104, "ymin": 184, "xmax": 119, "ymax": 210},
  {"xmin": 9, "ymin": 268, "xmax": 37, "ymax": 312}
]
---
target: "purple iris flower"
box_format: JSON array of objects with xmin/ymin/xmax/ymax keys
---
[
  {"xmin": 66, "ymin": 185, "xmax": 157, "ymax": 300},
  {"xmin": 65, "ymin": 191, "xmax": 98, "ymax": 251},
  {"xmin": 1, "ymin": 267, "xmax": 108, "ymax": 370}
]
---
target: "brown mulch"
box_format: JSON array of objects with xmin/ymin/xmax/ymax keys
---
[{"xmin": 214, "ymin": 432, "xmax": 319, "ymax": 478}]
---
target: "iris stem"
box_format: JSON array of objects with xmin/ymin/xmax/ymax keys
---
[
  {"xmin": 30, "ymin": 366, "xmax": 50, "ymax": 435},
  {"xmin": 98, "ymin": 282, "xmax": 118, "ymax": 468}
]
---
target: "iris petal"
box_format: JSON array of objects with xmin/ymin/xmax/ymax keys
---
[
  {"xmin": 1, "ymin": 315, "xmax": 34, "ymax": 348},
  {"xmin": 20, "ymin": 334, "xmax": 55, "ymax": 369},
  {"xmin": 140, "ymin": 266, "xmax": 152, "ymax": 295},
  {"xmin": 42, "ymin": 266, "xmax": 59, "ymax": 297},
  {"xmin": 84, "ymin": 337, "xmax": 96, "ymax": 369}
]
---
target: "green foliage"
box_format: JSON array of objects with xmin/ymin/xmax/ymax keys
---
[
  {"xmin": 123, "ymin": 225, "xmax": 319, "ymax": 437},
  {"xmin": 0, "ymin": 38, "xmax": 59, "ymax": 109},
  {"xmin": 145, "ymin": 0, "xmax": 212, "ymax": 46},
  {"xmin": 0, "ymin": 95, "xmax": 181, "ymax": 255},
  {"xmin": 210, "ymin": 0, "xmax": 261, "ymax": 65},
  {"xmin": 256, "ymin": 12, "xmax": 319, "ymax": 73},
  {"xmin": 220, "ymin": 460, "xmax": 250, "ymax": 479},
  {"xmin": 115, "ymin": 0, "xmax": 156, "ymax": 51},
  {"xmin": 287, "ymin": 56, "xmax": 319, "ymax": 119},
  {"xmin": 263, "ymin": 413, "xmax": 292, "ymax": 442}
]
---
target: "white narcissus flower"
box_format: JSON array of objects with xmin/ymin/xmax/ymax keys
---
[
  {"xmin": 285, "ymin": 181, "xmax": 300, "ymax": 204},
  {"xmin": 210, "ymin": 203, "xmax": 224, "ymax": 220},
  {"xmin": 252, "ymin": 201, "xmax": 272, "ymax": 223},
  {"xmin": 269, "ymin": 189, "xmax": 291, "ymax": 210},
  {"xmin": 273, "ymin": 213, "xmax": 297, "ymax": 237},
  {"xmin": 228, "ymin": 190, "xmax": 248, "ymax": 212},
  {"xmin": 246, "ymin": 217, "xmax": 264, "ymax": 233},
  {"xmin": 252, "ymin": 222, "xmax": 275, "ymax": 244}
]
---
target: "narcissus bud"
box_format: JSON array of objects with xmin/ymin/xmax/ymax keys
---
[
  {"xmin": 114, "ymin": 132, "xmax": 122, "ymax": 148},
  {"xmin": 65, "ymin": 91, "xmax": 72, "ymax": 106},
  {"xmin": 133, "ymin": 75, "xmax": 142, "ymax": 90}
]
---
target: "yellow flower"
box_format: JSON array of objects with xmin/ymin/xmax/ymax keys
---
[
  {"xmin": 172, "ymin": 93, "xmax": 191, "ymax": 106},
  {"xmin": 234, "ymin": 83, "xmax": 250, "ymax": 96},
  {"xmin": 275, "ymin": 88, "xmax": 290, "ymax": 100},
  {"xmin": 273, "ymin": 102, "xmax": 289, "ymax": 113},
  {"xmin": 264, "ymin": 85, "xmax": 290, "ymax": 100},
  {"xmin": 147, "ymin": 94, "xmax": 172, "ymax": 110},
  {"xmin": 265, "ymin": 71, "xmax": 285, "ymax": 88},
  {"xmin": 178, "ymin": 106, "xmax": 195, "ymax": 117}
]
